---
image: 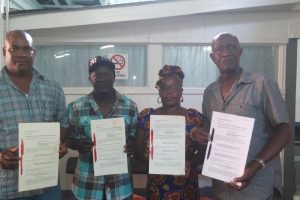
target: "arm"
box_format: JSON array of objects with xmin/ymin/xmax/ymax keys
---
[
  {"xmin": 134, "ymin": 126, "xmax": 148, "ymax": 163},
  {"xmin": 65, "ymin": 102, "xmax": 93, "ymax": 155},
  {"xmin": 59, "ymin": 127, "xmax": 68, "ymax": 158},
  {"xmin": 232, "ymin": 77, "xmax": 291, "ymax": 190},
  {"xmin": 65, "ymin": 128, "xmax": 94, "ymax": 155},
  {"xmin": 233, "ymin": 123, "xmax": 291, "ymax": 190}
]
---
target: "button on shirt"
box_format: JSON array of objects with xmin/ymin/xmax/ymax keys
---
[
  {"xmin": 67, "ymin": 91, "xmax": 138, "ymax": 200},
  {"xmin": 0, "ymin": 67, "xmax": 68, "ymax": 199},
  {"xmin": 202, "ymin": 71, "xmax": 289, "ymax": 199}
]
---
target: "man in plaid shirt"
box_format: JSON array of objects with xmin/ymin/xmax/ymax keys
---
[
  {"xmin": 0, "ymin": 30, "xmax": 68, "ymax": 199},
  {"xmin": 67, "ymin": 56, "xmax": 138, "ymax": 200}
]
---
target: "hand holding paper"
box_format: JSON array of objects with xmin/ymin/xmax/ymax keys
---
[
  {"xmin": 91, "ymin": 118, "xmax": 128, "ymax": 176},
  {"xmin": 18, "ymin": 122, "xmax": 60, "ymax": 192},
  {"xmin": 149, "ymin": 115, "xmax": 185, "ymax": 176},
  {"xmin": 202, "ymin": 112, "xmax": 254, "ymax": 184}
]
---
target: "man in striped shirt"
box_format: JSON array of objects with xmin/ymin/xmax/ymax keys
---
[{"xmin": 0, "ymin": 30, "xmax": 68, "ymax": 199}]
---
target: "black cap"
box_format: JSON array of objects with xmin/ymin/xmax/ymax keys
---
[{"xmin": 88, "ymin": 56, "xmax": 115, "ymax": 74}]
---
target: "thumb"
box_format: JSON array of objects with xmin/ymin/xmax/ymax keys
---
[{"xmin": 10, "ymin": 146, "xmax": 19, "ymax": 152}]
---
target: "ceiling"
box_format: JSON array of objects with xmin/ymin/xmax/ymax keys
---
[{"xmin": 7, "ymin": 0, "xmax": 158, "ymax": 12}]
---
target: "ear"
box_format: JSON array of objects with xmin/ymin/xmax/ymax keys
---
[
  {"xmin": 210, "ymin": 53, "xmax": 216, "ymax": 64},
  {"xmin": 33, "ymin": 49, "xmax": 36, "ymax": 57},
  {"xmin": 88, "ymin": 75, "xmax": 92, "ymax": 83},
  {"xmin": 239, "ymin": 48, "xmax": 243, "ymax": 56},
  {"xmin": 3, "ymin": 47, "xmax": 6, "ymax": 57}
]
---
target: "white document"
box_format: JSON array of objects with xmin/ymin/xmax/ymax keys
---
[
  {"xmin": 202, "ymin": 111, "xmax": 254, "ymax": 183},
  {"xmin": 91, "ymin": 118, "xmax": 128, "ymax": 176},
  {"xmin": 18, "ymin": 123, "xmax": 60, "ymax": 192},
  {"xmin": 149, "ymin": 115, "xmax": 185, "ymax": 175}
]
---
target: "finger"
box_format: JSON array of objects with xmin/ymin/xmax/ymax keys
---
[
  {"xmin": 2, "ymin": 152, "xmax": 20, "ymax": 161},
  {"xmin": 10, "ymin": 146, "xmax": 19, "ymax": 152}
]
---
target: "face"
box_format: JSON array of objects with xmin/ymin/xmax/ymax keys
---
[
  {"xmin": 159, "ymin": 76, "xmax": 183, "ymax": 107},
  {"xmin": 89, "ymin": 66, "xmax": 115, "ymax": 94},
  {"xmin": 3, "ymin": 31, "xmax": 35, "ymax": 75},
  {"xmin": 210, "ymin": 34, "xmax": 242, "ymax": 74}
]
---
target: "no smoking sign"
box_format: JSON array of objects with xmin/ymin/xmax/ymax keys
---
[
  {"xmin": 109, "ymin": 53, "xmax": 128, "ymax": 79},
  {"xmin": 111, "ymin": 54, "xmax": 126, "ymax": 70}
]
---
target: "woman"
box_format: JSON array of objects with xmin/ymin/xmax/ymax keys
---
[{"xmin": 135, "ymin": 65, "xmax": 209, "ymax": 200}]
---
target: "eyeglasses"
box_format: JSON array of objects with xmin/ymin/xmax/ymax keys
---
[
  {"xmin": 213, "ymin": 44, "xmax": 239, "ymax": 55},
  {"xmin": 159, "ymin": 86, "xmax": 182, "ymax": 92},
  {"xmin": 6, "ymin": 45, "xmax": 35, "ymax": 55}
]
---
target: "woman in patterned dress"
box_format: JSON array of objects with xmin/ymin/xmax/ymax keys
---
[{"xmin": 135, "ymin": 65, "xmax": 209, "ymax": 200}]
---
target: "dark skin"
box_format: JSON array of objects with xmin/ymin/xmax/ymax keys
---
[
  {"xmin": 67, "ymin": 66, "xmax": 134, "ymax": 156},
  {"xmin": 210, "ymin": 33, "xmax": 291, "ymax": 190},
  {"xmin": 135, "ymin": 75, "xmax": 208, "ymax": 173},
  {"xmin": 0, "ymin": 30, "xmax": 68, "ymax": 169}
]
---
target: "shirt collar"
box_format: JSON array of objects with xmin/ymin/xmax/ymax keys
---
[
  {"xmin": 216, "ymin": 68, "xmax": 253, "ymax": 86},
  {"xmin": 0, "ymin": 66, "xmax": 46, "ymax": 83}
]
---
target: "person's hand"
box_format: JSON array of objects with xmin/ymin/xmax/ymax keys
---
[
  {"xmin": 59, "ymin": 142, "xmax": 68, "ymax": 158},
  {"xmin": 0, "ymin": 146, "xmax": 19, "ymax": 169},
  {"xmin": 124, "ymin": 140, "xmax": 134, "ymax": 157},
  {"xmin": 227, "ymin": 160, "xmax": 261, "ymax": 190},
  {"xmin": 77, "ymin": 138, "xmax": 94, "ymax": 155},
  {"xmin": 191, "ymin": 127, "xmax": 209, "ymax": 145}
]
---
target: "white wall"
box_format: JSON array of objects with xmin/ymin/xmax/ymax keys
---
[{"xmin": 25, "ymin": 11, "xmax": 299, "ymax": 112}]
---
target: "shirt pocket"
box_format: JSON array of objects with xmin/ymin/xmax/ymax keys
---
[{"xmin": 78, "ymin": 115, "xmax": 99, "ymax": 139}]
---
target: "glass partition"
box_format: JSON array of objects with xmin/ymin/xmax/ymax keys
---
[
  {"xmin": 34, "ymin": 44, "xmax": 147, "ymax": 87},
  {"xmin": 163, "ymin": 45, "xmax": 278, "ymax": 87}
]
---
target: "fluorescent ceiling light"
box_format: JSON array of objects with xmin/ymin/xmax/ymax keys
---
[{"xmin": 100, "ymin": 45, "xmax": 115, "ymax": 50}]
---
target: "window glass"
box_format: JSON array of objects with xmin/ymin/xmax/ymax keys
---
[
  {"xmin": 34, "ymin": 45, "xmax": 147, "ymax": 87},
  {"xmin": 163, "ymin": 45, "xmax": 278, "ymax": 87}
]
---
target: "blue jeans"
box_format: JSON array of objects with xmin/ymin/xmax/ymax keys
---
[{"xmin": 12, "ymin": 185, "xmax": 61, "ymax": 200}]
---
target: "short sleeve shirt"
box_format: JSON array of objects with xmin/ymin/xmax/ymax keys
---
[
  {"xmin": 202, "ymin": 71, "xmax": 289, "ymax": 199},
  {"xmin": 67, "ymin": 91, "xmax": 138, "ymax": 200},
  {"xmin": 0, "ymin": 67, "xmax": 68, "ymax": 199}
]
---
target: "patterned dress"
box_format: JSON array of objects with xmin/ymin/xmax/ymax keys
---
[{"xmin": 138, "ymin": 108, "xmax": 206, "ymax": 200}]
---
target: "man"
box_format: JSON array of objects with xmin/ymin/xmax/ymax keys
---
[
  {"xmin": 202, "ymin": 32, "xmax": 291, "ymax": 200},
  {"xmin": 67, "ymin": 56, "xmax": 138, "ymax": 200},
  {"xmin": 0, "ymin": 30, "xmax": 68, "ymax": 199}
]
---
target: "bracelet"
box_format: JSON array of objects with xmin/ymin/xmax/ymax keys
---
[{"xmin": 254, "ymin": 158, "xmax": 266, "ymax": 168}]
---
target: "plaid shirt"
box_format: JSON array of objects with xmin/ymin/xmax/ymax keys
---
[
  {"xmin": 0, "ymin": 67, "xmax": 68, "ymax": 199},
  {"xmin": 67, "ymin": 91, "xmax": 138, "ymax": 200}
]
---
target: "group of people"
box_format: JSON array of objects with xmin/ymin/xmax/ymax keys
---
[{"xmin": 0, "ymin": 29, "xmax": 291, "ymax": 200}]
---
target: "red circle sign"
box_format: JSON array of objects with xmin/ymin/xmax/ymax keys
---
[{"xmin": 111, "ymin": 54, "xmax": 126, "ymax": 70}]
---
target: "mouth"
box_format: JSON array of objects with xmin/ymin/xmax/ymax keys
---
[
  {"xmin": 222, "ymin": 59, "xmax": 234, "ymax": 63},
  {"xmin": 15, "ymin": 60, "xmax": 28, "ymax": 65}
]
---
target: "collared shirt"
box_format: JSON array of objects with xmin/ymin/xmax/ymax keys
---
[
  {"xmin": 67, "ymin": 91, "xmax": 138, "ymax": 200},
  {"xmin": 202, "ymin": 71, "xmax": 289, "ymax": 200},
  {"xmin": 0, "ymin": 67, "xmax": 68, "ymax": 199}
]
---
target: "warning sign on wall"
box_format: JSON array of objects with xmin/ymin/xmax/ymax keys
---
[{"xmin": 109, "ymin": 54, "xmax": 128, "ymax": 79}]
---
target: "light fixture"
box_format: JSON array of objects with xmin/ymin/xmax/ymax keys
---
[
  {"xmin": 54, "ymin": 50, "xmax": 71, "ymax": 59},
  {"xmin": 100, "ymin": 45, "xmax": 115, "ymax": 50}
]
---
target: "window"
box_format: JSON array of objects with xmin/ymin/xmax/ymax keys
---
[
  {"xmin": 163, "ymin": 45, "xmax": 278, "ymax": 87},
  {"xmin": 34, "ymin": 44, "xmax": 147, "ymax": 87}
]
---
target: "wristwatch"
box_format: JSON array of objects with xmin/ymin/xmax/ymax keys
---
[{"xmin": 254, "ymin": 158, "xmax": 266, "ymax": 168}]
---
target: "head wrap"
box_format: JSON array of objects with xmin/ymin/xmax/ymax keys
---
[{"xmin": 155, "ymin": 65, "xmax": 184, "ymax": 90}]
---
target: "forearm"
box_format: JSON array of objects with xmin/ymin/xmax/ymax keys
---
[{"xmin": 255, "ymin": 123, "xmax": 291, "ymax": 165}]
